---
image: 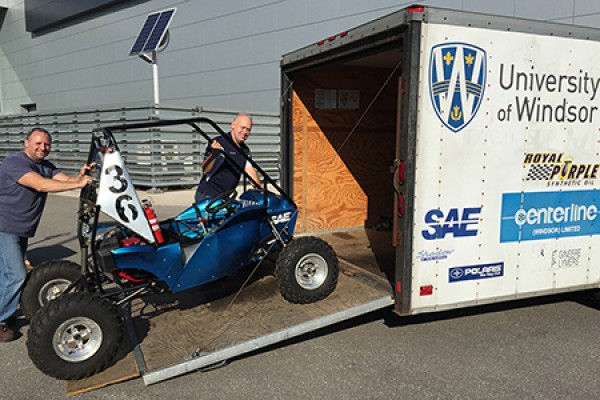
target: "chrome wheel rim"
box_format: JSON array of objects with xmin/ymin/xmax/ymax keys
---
[
  {"xmin": 53, "ymin": 317, "xmax": 103, "ymax": 362},
  {"xmin": 295, "ymin": 253, "xmax": 328, "ymax": 290},
  {"xmin": 39, "ymin": 279, "xmax": 72, "ymax": 306}
]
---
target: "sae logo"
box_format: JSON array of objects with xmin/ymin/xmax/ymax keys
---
[{"xmin": 429, "ymin": 42, "xmax": 487, "ymax": 133}]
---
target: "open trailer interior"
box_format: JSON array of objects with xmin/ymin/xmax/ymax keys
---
[{"xmin": 281, "ymin": 28, "xmax": 407, "ymax": 298}]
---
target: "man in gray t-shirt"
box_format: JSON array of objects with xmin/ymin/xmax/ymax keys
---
[{"xmin": 0, "ymin": 127, "xmax": 93, "ymax": 342}]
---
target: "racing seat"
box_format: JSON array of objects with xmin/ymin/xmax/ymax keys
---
[{"xmin": 167, "ymin": 203, "xmax": 207, "ymax": 242}]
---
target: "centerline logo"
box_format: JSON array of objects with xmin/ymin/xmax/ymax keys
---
[{"xmin": 500, "ymin": 190, "xmax": 600, "ymax": 242}]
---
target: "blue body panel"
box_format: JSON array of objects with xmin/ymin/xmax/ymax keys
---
[
  {"xmin": 110, "ymin": 190, "xmax": 297, "ymax": 293},
  {"xmin": 111, "ymin": 242, "xmax": 184, "ymax": 287},
  {"xmin": 174, "ymin": 208, "xmax": 265, "ymax": 291}
]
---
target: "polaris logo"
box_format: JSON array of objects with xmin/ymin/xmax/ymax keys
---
[{"xmin": 449, "ymin": 262, "xmax": 504, "ymax": 282}]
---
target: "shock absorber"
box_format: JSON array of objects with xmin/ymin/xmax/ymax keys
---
[{"xmin": 142, "ymin": 199, "xmax": 165, "ymax": 244}]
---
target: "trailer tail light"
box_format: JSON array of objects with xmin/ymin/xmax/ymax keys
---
[
  {"xmin": 408, "ymin": 6, "xmax": 425, "ymax": 13},
  {"xmin": 420, "ymin": 285, "xmax": 433, "ymax": 296},
  {"xmin": 396, "ymin": 281, "xmax": 402, "ymax": 293},
  {"xmin": 398, "ymin": 193, "xmax": 405, "ymax": 217},
  {"xmin": 396, "ymin": 160, "xmax": 405, "ymax": 185}
]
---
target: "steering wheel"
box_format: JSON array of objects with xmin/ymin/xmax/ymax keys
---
[{"xmin": 205, "ymin": 189, "xmax": 238, "ymax": 215}]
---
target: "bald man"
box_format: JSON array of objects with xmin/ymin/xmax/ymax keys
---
[{"xmin": 195, "ymin": 113, "xmax": 262, "ymax": 202}]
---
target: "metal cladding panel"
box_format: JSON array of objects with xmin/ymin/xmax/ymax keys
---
[
  {"xmin": 8, "ymin": 2, "xmax": 600, "ymax": 116},
  {"xmin": 24, "ymin": 0, "xmax": 123, "ymax": 32},
  {"xmin": 410, "ymin": 21, "xmax": 600, "ymax": 312}
]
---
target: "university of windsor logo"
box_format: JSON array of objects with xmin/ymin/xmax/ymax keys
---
[{"xmin": 429, "ymin": 43, "xmax": 487, "ymax": 132}]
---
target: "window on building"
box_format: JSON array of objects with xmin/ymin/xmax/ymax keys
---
[{"xmin": 21, "ymin": 103, "xmax": 37, "ymax": 113}]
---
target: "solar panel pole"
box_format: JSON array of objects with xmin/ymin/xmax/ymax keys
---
[
  {"xmin": 152, "ymin": 51, "xmax": 160, "ymax": 106},
  {"xmin": 129, "ymin": 8, "xmax": 176, "ymax": 109}
]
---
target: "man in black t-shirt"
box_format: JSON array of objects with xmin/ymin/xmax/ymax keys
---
[{"xmin": 195, "ymin": 113, "xmax": 262, "ymax": 202}]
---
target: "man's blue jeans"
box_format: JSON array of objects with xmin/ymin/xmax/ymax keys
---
[{"xmin": 0, "ymin": 231, "xmax": 28, "ymax": 324}]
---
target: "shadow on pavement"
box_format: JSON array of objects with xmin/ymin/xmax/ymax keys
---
[{"xmin": 27, "ymin": 244, "xmax": 77, "ymax": 264}]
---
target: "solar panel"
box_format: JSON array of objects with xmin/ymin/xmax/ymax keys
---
[
  {"xmin": 129, "ymin": 8, "xmax": 176, "ymax": 56},
  {"xmin": 129, "ymin": 13, "xmax": 159, "ymax": 55}
]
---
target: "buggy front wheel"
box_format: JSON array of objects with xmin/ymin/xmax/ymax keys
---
[
  {"xmin": 27, "ymin": 292, "xmax": 123, "ymax": 380},
  {"xmin": 275, "ymin": 236, "xmax": 339, "ymax": 304}
]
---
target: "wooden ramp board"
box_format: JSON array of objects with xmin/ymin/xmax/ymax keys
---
[
  {"xmin": 66, "ymin": 335, "xmax": 140, "ymax": 395},
  {"xmin": 139, "ymin": 262, "xmax": 392, "ymax": 385}
]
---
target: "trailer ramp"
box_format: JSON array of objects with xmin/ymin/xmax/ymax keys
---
[
  {"xmin": 66, "ymin": 228, "xmax": 393, "ymax": 392},
  {"xmin": 138, "ymin": 261, "xmax": 392, "ymax": 385}
]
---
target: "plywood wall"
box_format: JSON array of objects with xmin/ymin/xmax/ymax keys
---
[{"xmin": 292, "ymin": 66, "xmax": 398, "ymax": 232}]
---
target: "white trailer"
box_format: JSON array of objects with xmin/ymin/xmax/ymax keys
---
[{"xmin": 280, "ymin": 5, "xmax": 600, "ymax": 316}]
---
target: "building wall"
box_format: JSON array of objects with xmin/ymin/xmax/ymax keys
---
[{"xmin": 2, "ymin": 0, "xmax": 600, "ymax": 116}]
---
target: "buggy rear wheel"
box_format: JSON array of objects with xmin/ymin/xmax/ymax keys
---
[
  {"xmin": 276, "ymin": 236, "xmax": 339, "ymax": 304},
  {"xmin": 27, "ymin": 292, "xmax": 123, "ymax": 380},
  {"xmin": 20, "ymin": 260, "xmax": 82, "ymax": 320}
]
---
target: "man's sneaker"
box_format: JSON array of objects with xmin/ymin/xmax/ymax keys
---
[{"xmin": 0, "ymin": 325, "xmax": 16, "ymax": 342}]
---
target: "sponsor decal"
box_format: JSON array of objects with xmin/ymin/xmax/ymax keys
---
[
  {"xmin": 500, "ymin": 190, "xmax": 600, "ymax": 242},
  {"xmin": 551, "ymin": 248, "xmax": 582, "ymax": 269},
  {"xmin": 417, "ymin": 249, "xmax": 455, "ymax": 262},
  {"xmin": 271, "ymin": 211, "xmax": 292, "ymax": 225},
  {"xmin": 240, "ymin": 199, "xmax": 259, "ymax": 208},
  {"xmin": 523, "ymin": 152, "xmax": 599, "ymax": 187},
  {"xmin": 429, "ymin": 42, "xmax": 487, "ymax": 133},
  {"xmin": 421, "ymin": 207, "xmax": 481, "ymax": 240},
  {"xmin": 449, "ymin": 262, "xmax": 504, "ymax": 282}
]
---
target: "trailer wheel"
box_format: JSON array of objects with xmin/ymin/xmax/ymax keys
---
[
  {"xmin": 20, "ymin": 260, "xmax": 82, "ymax": 320},
  {"xmin": 276, "ymin": 236, "xmax": 339, "ymax": 304},
  {"xmin": 27, "ymin": 292, "xmax": 123, "ymax": 380}
]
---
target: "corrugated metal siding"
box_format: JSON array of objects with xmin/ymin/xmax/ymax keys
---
[
  {"xmin": 0, "ymin": 105, "xmax": 280, "ymax": 188},
  {"xmin": 4, "ymin": 1, "xmax": 599, "ymax": 116}
]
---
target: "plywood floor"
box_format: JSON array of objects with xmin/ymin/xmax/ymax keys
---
[{"xmin": 318, "ymin": 228, "xmax": 395, "ymax": 282}]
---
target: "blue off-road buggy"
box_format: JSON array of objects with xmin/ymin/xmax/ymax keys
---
[{"xmin": 21, "ymin": 117, "xmax": 339, "ymax": 380}]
